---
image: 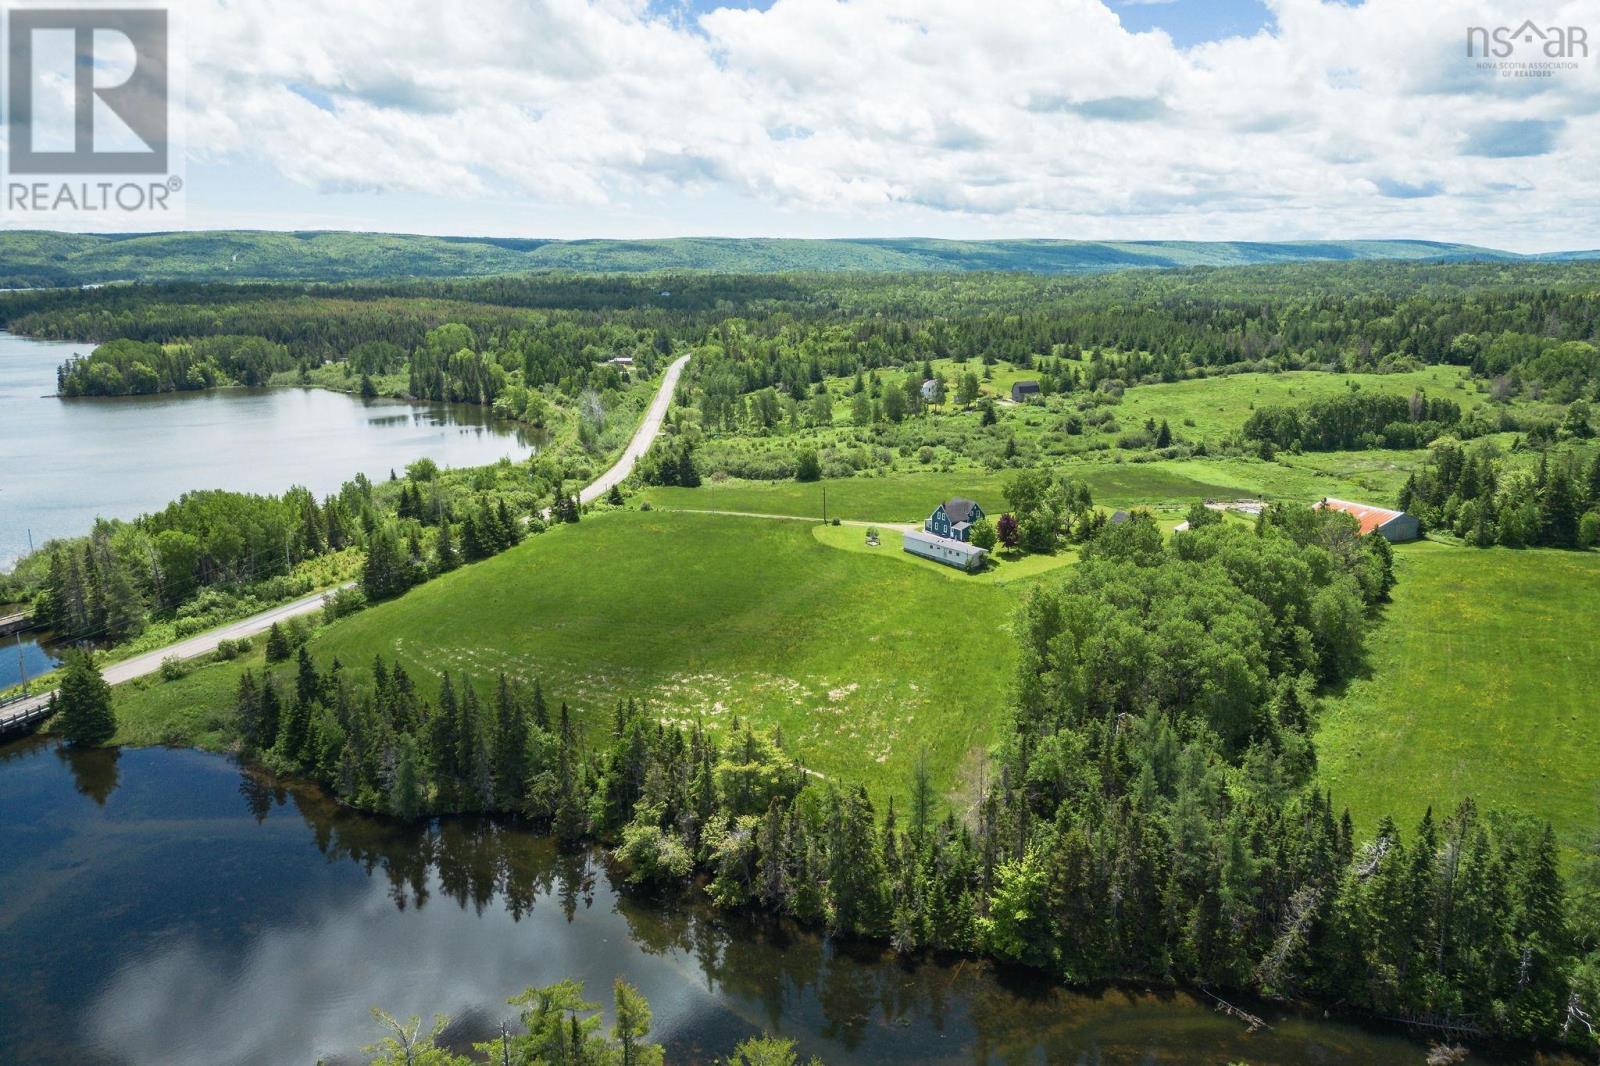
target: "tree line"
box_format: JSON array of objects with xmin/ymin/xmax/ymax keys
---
[
  {"xmin": 1400, "ymin": 440, "xmax": 1600, "ymax": 549},
  {"xmin": 199, "ymin": 507, "xmax": 1599, "ymax": 1053}
]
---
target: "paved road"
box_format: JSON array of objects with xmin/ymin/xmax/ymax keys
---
[
  {"xmin": 578, "ymin": 354, "xmax": 689, "ymax": 505},
  {"xmin": 0, "ymin": 355, "xmax": 692, "ymax": 734}
]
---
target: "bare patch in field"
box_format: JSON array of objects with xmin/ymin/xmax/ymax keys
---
[{"xmin": 386, "ymin": 646, "xmax": 934, "ymax": 776}]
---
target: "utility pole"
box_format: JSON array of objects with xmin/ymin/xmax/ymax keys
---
[
  {"xmin": 822, "ymin": 484, "xmax": 827, "ymax": 524},
  {"xmin": 27, "ymin": 528, "xmax": 34, "ymax": 554}
]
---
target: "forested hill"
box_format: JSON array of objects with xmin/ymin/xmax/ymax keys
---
[{"xmin": 1, "ymin": 230, "xmax": 1589, "ymax": 286}]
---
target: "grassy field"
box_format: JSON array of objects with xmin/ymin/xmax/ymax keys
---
[
  {"xmin": 810, "ymin": 522, "xmax": 1080, "ymax": 586},
  {"xmin": 644, "ymin": 466, "xmax": 1252, "ymax": 523},
  {"xmin": 643, "ymin": 448, "xmax": 1432, "ymax": 525},
  {"xmin": 118, "ymin": 511, "xmax": 1027, "ymax": 804},
  {"xmin": 1317, "ymin": 541, "xmax": 1600, "ymax": 858},
  {"xmin": 1115, "ymin": 365, "xmax": 1484, "ymax": 440}
]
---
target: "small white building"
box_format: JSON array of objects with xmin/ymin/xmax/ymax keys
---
[
  {"xmin": 903, "ymin": 528, "xmax": 988, "ymax": 572},
  {"xmin": 920, "ymin": 378, "xmax": 941, "ymax": 403}
]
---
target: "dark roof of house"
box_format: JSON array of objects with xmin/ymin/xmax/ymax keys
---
[
  {"xmin": 942, "ymin": 497, "xmax": 980, "ymax": 524},
  {"xmin": 1012, "ymin": 380, "xmax": 1040, "ymax": 392},
  {"xmin": 1110, "ymin": 509, "xmax": 1131, "ymax": 524}
]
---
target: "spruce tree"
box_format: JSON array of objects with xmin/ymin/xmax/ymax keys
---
[
  {"xmin": 55, "ymin": 649, "xmax": 115, "ymax": 746},
  {"xmin": 492, "ymin": 674, "xmax": 530, "ymax": 811},
  {"xmin": 434, "ymin": 521, "xmax": 460, "ymax": 572},
  {"xmin": 390, "ymin": 734, "xmax": 423, "ymax": 820},
  {"xmin": 265, "ymin": 621, "xmax": 291, "ymax": 662},
  {"xmin": 233, "ymin": 670, "xmax": 264, "ymax": 755},
  {"xmin": 553, "ymin": 704, "xmax": 587, "ymax": 848},
  {"xmin": 258, "ymin": 677, "xmax": 282, "ymax": 752}
]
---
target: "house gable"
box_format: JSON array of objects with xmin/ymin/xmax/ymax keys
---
[{"xmin": 926, "ymin": 498, "xmax": 983, "ymax": 542}]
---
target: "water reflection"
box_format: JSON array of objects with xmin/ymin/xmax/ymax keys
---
[
  {"xmin": 1, "ymin": 634, "xmax": 60, "ymax": 690},
  {"xmin": 57, "ymin": 745, "xmax": 119, "ymax": 806},
  {"xmin": 0, "ymin": 742, "xmax": 1564, "ymax": 1066}
]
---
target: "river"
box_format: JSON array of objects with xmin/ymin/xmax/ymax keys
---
[
  {"xmin": 0, "ymin": 332, "xmax": 538, "ymax": 686},
  {"xmin": 0, "ymin": 737, "xmax": 1565, "ymax": 1066}
]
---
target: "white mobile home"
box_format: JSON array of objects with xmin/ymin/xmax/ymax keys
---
[{"xmin": 903, "ymin": 528, "xmax": 988, "ymax": 572}]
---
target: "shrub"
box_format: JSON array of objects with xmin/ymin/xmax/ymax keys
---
[
  {"xmin": 1580, "ymin": 511, "xmax": 1600, "ymax": 549},
  {"xmin": 213, "ymin": 637, "xmax": 248, "ymax": 661},
  {"xmin": 794, "ymin": 449, "xmax": 822, "ymax": 482},
  {"xmin": 322, "ymin": 586, "xmax": 368, "ymax": 622}
]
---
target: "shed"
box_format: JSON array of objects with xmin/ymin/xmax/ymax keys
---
[
  {"xmin": 903, "ymin": 529, "xmax": 989, "ymax": 572},
  {"xmin": 1011, "ymin": 380, "xmax": 1041, "ymax": 403},
  {"xmin": 1315, "ymin": 498, "xmax": 1419, "ymax": 543}
]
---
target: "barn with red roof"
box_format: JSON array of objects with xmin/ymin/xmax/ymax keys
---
[{"xmin": 1315, "ymin": 498, "xmax": 1419, "ymax": 543}]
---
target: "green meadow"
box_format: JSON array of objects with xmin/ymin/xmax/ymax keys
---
[
  {"xmin": 644, "ymin": 449, "xmax": 1427, "ymax": 525},
  {"xmin": 1317, "ymin": 541, "xmax": 1600, "ymax": 859},
  {"xmin": 1115, "ymin": 365, "xmax": 1485, "ymax": 440},
  {"xmin": 118, "ymin": 511, "xmax": 1026, "ymax": 803}
]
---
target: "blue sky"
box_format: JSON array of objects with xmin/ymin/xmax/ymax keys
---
[{"xmin": 9, "ymin": 0, "xmax": 1596, "ymax": 251}]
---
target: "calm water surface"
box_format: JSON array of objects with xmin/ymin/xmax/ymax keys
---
[
  {"xmin": 0, "ymin": 332, "xmax": 537, "ymax": 567},
  {"xmin": 0, "ymin": 738, "xmax": 1566, "ymax": 1066}
]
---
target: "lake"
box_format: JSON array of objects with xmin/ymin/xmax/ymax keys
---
[
  {"xmin": 0, "ymin": 737, "xmax": 1562, "ymax": 1066},
  {"xmin": 0, "ymin": 332, "xmax": 538, "ymax": 570}
]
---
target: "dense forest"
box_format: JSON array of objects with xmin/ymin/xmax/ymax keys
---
[
  {"xmin": 10, "ymin": 261, "xmax": 1600, "ymax": 418},
  {"xmin": 163, "ymin": 506, "xmax": 1600, "ymax": 1053},
  {"xmin": 0, "ymin": 230, "xmax": 1540, "ymax": 287}
]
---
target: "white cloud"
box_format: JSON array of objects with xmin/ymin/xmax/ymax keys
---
[{"xmin": 164, "ymin": 0, "xmax": 1600, "ymax": 248}]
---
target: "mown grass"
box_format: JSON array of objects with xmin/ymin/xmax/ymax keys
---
[
  {"xmin": 118, "ymin": 511, "xmax": 1025, "ymax": 803},
  {"xmin": 810, "ymin": 522, "xmax": 1079, "ymax": 586},
  {"xmin": 1317, "ymin": 541, "xmax": 1600, "ymax": 859}
]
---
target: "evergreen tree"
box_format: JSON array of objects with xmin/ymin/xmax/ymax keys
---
[
  {"xmin": 492, "ymin": 673, "xmax": 531, "ymax": 811},
  {"xmin": 554, "ymin": 704, "xmax": 587, "ymax": 848},
  {"xmin": 362, "ymin": 525, "xmax": 410, "ymax": 600},
  {"xmin": 390, "ymin": 734, "xmax": 423, "ymax": 820},
  {"xmin": 54, "ymin": 649, "xmax": 115, "ymax": 746},
  {"xmin": 827, "ymin": 785, "xmax": 889, "ymax": 937},
  {"xmin": 233, "ymin": 670, "xmax": 265, "ymax": 755},
  {"xmin": 265, "ymin": 621, "xmax": 292, "ymax": 662},
  {"xmin": 611, "ymin": 978, "xmax": 663, "ymax": 1066}
]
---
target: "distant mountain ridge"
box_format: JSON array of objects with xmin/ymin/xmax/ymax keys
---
[{"xmin": 0, "ymin": 230, "xmax": 1590, "ymax": 286}]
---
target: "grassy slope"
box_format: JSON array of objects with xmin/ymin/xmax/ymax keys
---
[
  {"xmin": 1317, "ymin": 541, "xmax": 1600, "ymax": 856},
  {"xmin": 180, "ymin": 511, "xmax": 1020, "ymax": 801}
]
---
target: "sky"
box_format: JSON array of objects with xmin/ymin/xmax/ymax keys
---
[{"xmin": 6, "ymin": 0, "xmax": 1599, "ymax": 250}]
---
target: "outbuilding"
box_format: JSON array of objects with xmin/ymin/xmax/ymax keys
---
[
  {"xmin": 1315, "ymin": 498, "xmax": 1420, "ymax": 543},
  {"xmin": 1011, "ymin": 380, "xmax": 1041, "ymax": 403},
  {"xmin": 903, "ymin": 528, "xmax": 989, "ymax": 572}
]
